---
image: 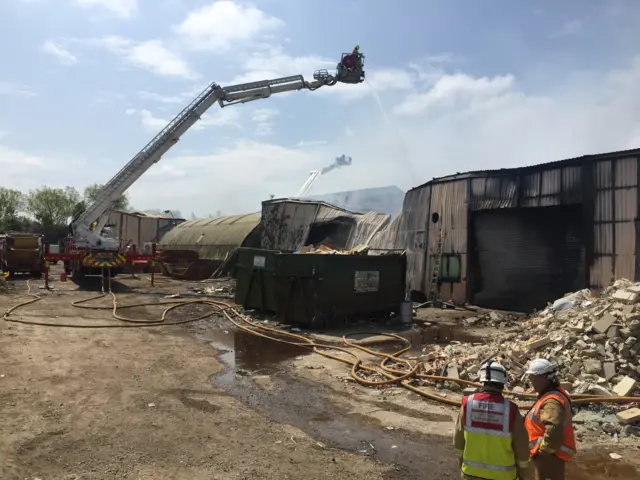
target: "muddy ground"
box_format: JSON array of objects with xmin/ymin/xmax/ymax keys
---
[{"xmin": 0, "ymin": 272, "xmax": 639, "ymax": 479}]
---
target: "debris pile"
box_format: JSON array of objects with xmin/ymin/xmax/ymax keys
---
[
  {"xmin": 295, "ymin": 244, "xmax": 370, "ymax": 255},
  {"xmin": 462, "ymin": 310, "xmax": 521, "ymax": 328},
  {"xmin": 423, "ymin": 280, "xmax": 640, "ymax": 393},
  {"xmin": 420, "ymin": 280, "xmax": 640, "ymax": 435}
]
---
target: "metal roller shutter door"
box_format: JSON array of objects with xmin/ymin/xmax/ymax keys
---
[{"xmin": 472, "ymin": 207, "xmax": 586, "ymax": 312}]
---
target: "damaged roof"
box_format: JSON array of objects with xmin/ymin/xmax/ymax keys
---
[{"xmin": 411, "ymin": 147, "xmax": 640, "ymax": 191}]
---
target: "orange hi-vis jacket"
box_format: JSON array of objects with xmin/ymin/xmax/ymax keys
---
[{"xmin": 524, "ymin": 387, "xmax": 576, "ymax": 461}]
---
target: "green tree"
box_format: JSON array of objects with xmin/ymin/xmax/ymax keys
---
[
  {"xmin": 25, "ymin": 186, "xmax": 80, "ymax": 227},
  {"xmin": 82, "ymin": 183, "xmax": 131, "ymax": 212},
  {"xmin": 0, "ymin": 187, "xmax": 24, "ymax": 231}
]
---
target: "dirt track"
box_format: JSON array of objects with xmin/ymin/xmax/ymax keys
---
[{"xmin": 1, "ymin": 274, "xmax": 639, "ymax": 479}]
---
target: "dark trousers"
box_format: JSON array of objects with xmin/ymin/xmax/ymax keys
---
[{"xmin": 533, "ymin": 454, "xmax": 566, "ymax": 480}]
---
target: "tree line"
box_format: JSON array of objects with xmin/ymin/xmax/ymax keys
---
[{"xmin": 0, "ymin": 184, "xmax": 130, "ymax": 236}]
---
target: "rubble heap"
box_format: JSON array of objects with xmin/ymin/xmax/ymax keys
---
[{"xmin": 421, "ymin": 279, "xmax": 640, "ymax": 399}]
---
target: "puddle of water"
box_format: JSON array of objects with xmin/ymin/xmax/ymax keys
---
[
  {"xmin": 199, "ymin": 326, "xmax": 460, "ymax": 477},
  {"xmin": 416, "ymin": 325, "xmax": 482, "ymax": 344},
  {"xmin": 203, "ymin": 328, "xmax": 310, "ymax": 386}
]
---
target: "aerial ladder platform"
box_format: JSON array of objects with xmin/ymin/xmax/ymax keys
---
[{"xmin": 44, "ymin": 48, "xmax": 366, "ymax": 283}]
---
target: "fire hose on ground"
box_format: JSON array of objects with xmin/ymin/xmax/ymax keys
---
[{"xmin": 2, "ymin": 279, "xmax": 639, "ymax": 409}]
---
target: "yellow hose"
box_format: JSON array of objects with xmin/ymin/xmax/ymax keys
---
[{"xmin": 3, "ymin": 280, "xmax": 639, "ymax": 408}]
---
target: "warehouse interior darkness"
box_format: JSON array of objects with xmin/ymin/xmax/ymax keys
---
[
  {"xmin": 469, "ymin": 205, "xmax": 587, "ymax": 312},
  {"xmin": 305, "ymin": 217, "xmax": 356, "ymax": 249}
]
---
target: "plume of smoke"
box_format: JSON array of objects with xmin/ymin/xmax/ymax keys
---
[{"xmin": 320, "ymin": 154, "xmax": 353, "ymax": 175}]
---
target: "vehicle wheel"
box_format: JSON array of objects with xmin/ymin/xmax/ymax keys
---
[{"xmin": 71, "ymin": 266, "xmax": 85, "ymax": 282}]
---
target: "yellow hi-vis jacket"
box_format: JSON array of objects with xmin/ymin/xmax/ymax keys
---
[{"xmin": 454, "ymin": 389, "xmax": 530, "ymax": 480}]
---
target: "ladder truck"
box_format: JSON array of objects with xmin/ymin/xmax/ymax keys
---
[{"xmin": 45, "ymin": 48, "xmax": 366, "ymax": 282}]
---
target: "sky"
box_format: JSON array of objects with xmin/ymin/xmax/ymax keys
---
[{"xmin": 1, "ymin": 0, "xmax": 640, "ymax": 218}]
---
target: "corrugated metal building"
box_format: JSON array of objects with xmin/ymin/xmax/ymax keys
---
[
  {"xmin": 107, "ymin": 210, "xmax": 185, "ymax": 249},
  {"xmin": 370, "ymin": 148, "xmax": 640, "ymax": 311},
  {"xmin": 261, "ymin": 198, "xmax": 391, "ymax": 251},
  {"xmin": 158, "ymin": 213, "xmax": 261, "ymax": 261}
]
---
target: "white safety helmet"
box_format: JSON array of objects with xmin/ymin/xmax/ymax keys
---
[
  {"xmin": 479, "ymin": 360, "xmax": 508, "ymax": 385},
  {"xmin": 525, "ymin": 358, "xmax": 557, "ymax": 380}
]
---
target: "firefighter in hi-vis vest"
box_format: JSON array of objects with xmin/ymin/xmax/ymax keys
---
[
  {"xmin": 454, "ymin": 361, "xmax": 530, "ymax": 480},
  {"xmin": 524, "ymin": 359, "xmax": 576, "ymax": 480}
]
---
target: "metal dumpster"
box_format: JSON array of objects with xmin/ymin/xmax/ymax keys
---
[
  {"xmin": 234, "ymin": 248, "xmax": 281, "ymax": 311},
  {"xmin": 273, "ymin": 253, "xmax": 407, "ymax": 328}
]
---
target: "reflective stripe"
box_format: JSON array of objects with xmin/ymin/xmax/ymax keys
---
[
  {"xmin": 462, "ymin": 459, "xmax": 516, "ymax": 472},
  {"xmin": 466, "ymin": 426, "xmax": 512, "ymax": 437},
  {"xmin": 518, "ymin": 461, "xmax": 530, "ymax": 468},
  {"xmin": 560, "ymin": 445, "xmax": 576, "ymax": 455}
]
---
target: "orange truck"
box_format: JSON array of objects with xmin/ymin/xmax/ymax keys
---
[{"xmin": 0, "ymin": 233, "xmax": 45, "ymax": 278}]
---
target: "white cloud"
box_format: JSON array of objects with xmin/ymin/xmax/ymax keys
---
[
  {"xmin": 74, "ymin": 0, "xmax": 137, "ymax": 19},
  {"xmin": 0, "ymin": 144, "xmax": 83, "ymax": 190},
  {"xmin": 393, "ymin": 73, "xmax": 515, "ymax": 116},
  {"xmin": 138, "ymin": 90, "xmax": 185, "ymax": 104},
  {"xmin": 174, "ymin": 0, "xmax": 284, "ymax": 51},
  {"xmin": 95, "ymin": 36, "xmax": 195, "ymax": 78},
  {"xmin": 126, "ymin": 105, "xmax": 242, "ymax": 133},
  {"xmin": 221, "ymin": 45, "xmax": 335, "ymax": 86},
  {"xmin": 130, "ymin": 140, "xmax": 321, "ymax": 213},
  {"xmin": 548, "ymin": 19, "xmax": 583, "ymax": 39},
  {"xmin": 0, "ymin": 81, "xmax": 36, "ymax": 97},
  {"xmin": 250, "ymin": 107, "xmax": 279, "ymax": 135},
  {"xmin": 40, "ymin": 40, "xmax": 77, "ymax": 65}
]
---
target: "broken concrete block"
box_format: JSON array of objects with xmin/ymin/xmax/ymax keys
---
[
  {"xmin": 613, "ymin": 376, "xmax": 638, "ymax": 397},
  {"xmin": 526, "ymin": 336, "xmax": 551, "ymax": 351},
  {"xmin": 583, "ymin": 359, "xmax": 602, "ymax": 374},
  {"xmin": 612, "ymin": 290, "xmax": 639, "ymax": 304},
  {"xmin": 616, "ymin": 408, "xmax": 640, "ymax": 425},
  {"xmin": 447, "ymin": 364, "xmax": 460, "ymax": 380},
  {"xmin": 603, "ymin": 362, "xmax": 616, "ymax": 381},
  {"xmin": 622, "ymin": 304, "xmax": 636, "ymax": 315},
  {"xmin": 576, "ymin": 339, "xmax": 588, "ymax": 349},
  {"xmin": 626, "ymin": 285, "xmax": 640, "ymax": 294},
  {"xmin": 593, "ymin": 313, "xmax": 617, "ymax": 334},
  {"xmin": 462, "ymin": 387, "xmax": 477, "ymax": 396},
  {"xmin": 607, "ymin": 326, "xmax": 620, "ymax": 338},
  {"xmin": 569, "ymin": 362, "xmax": 581, "ymax": 376}
]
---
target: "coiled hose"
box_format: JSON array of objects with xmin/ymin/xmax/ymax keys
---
[{"xmin": 2, "ymin": 278, "xmax": 639, "ymax": 408}]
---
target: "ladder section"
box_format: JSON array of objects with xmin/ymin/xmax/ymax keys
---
[
  {"xmin": 428, "ymin": 229, "xmax": 445, "ymax": 301},
  {"xmin": 77, "ymin": 81, "xmax": 223, "ymax": 227},
  {"xmin": 222, "ymin": 75, "xmax": 304, "ymax": 94}
]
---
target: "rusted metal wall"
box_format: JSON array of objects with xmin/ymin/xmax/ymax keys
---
[
  {"xmin": 261, "ymin": 200, "xmax": 318, "ymax": 251},
  {"xmin": 368, "ymin": 213, "xmax": 403, "ymax": 250},
  {"xmin": 469, "ymin": 166, "xmax": 583, "ymax": 210},
  {"xmin": 591, "ymin": 157, "xmax": 638, "ymax": 287},
  {"xmin": 394, "ymin": 186, "xmax": 431, "ymax": 294},
  {"xmin": 108, "ymin": 211, "xmax": 182, "ymax": 248},
  {"xmin": 260, "ymin": 199, "xmax": 390, "ymax": 252},
  {"xmin": 427, "ymin": 180, "xmax": 468, "ymax": 302}
]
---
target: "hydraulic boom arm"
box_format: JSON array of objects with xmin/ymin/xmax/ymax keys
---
[{"xmin": 73, "ymin": 48, "xmax": 366, "ymax": 249}]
